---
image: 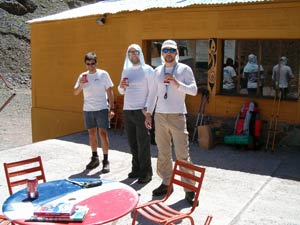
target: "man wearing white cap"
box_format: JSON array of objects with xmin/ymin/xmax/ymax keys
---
[
  {"xmin": 118, "ymin": 44, "xmax": 154, "ymax": 184},
  {"xmin": 145, "ymin": 40, "xmax": 198, "ymax": 205},
  {"xmin": 272, "ymin": 56, "xmax": 294, "ymax": 100}
]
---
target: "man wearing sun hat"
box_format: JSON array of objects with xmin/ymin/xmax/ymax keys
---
[
  {"xmin": 145, "ymin": 40, "xmax": 198, "ymax": 205},
  {"xmin": 118, "ymin": 44, "xmax": 154, "ymax": 184}
]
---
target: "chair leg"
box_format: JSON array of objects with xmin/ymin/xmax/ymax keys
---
[
  {"xmin": 113, "ymin": 115, "xmax": 118, "ymax": 133},
  {"xmin": 166, "ymin": 216, "xmax": 194, "ymax": 225},
  {"xmin": 204, "ymin": 215, "xmax": 213, "ymax": 225},
  {"xmin": 190, "ymin": 217, "xmax": 195, "ymax": 225},
  {"xmin": 131, "ymin": 210, "xmax": 138, "ymax": 225}
]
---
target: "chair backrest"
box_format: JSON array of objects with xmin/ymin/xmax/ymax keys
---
[
  {"xmin": 3, "ymin": 156, "xmax": 46, "ymax": 195},
  {"xmin": 166, "ymin": 160, "xmax": 206, "ymax": 212},
  {"xmin": 112, "ymin": 95, "xmax": 124, "ymax": 133},
  {"xmin": 115, "ymin": 95, "xmax": 124, "ymax": 116}
]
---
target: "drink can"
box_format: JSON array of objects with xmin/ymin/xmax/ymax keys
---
[
  {"xmin": 123, "ymin": 77, "xmax": 129, "ymax": 86},
  {"xmin": 82, "ymin": 74, "xmax": 88, "ymax": 83},
  {"xmin": 27, "ymin": 177, "xmax": 39, "ymax": 199}
]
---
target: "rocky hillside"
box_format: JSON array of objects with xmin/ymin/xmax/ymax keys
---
[{"xmin": 0, "ymin": 0, "xmax": 102, "ymax": 89}]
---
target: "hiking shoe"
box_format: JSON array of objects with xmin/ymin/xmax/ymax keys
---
[
  {"xmin": 102, "ymin": 160, "xmax": 110, "ymax": 173},
  {"xmin": 86, "ymin": 156, "xmax": 100, "ymax": 170},
  {"xmin": 185, "ymin": 192, "xmax": 199, "ymax": 206},
  {"xmin": 152, "ymin": 183, "xmax": 172, "ymax": 196},
  {"xmin": 128, "ymin": 171, "xmax": 139, "ymax": 178},
  {"xmin": 138, "ymin": 175, "xmax": 152, "ymax": 184}
]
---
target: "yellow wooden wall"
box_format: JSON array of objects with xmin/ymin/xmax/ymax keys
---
[{"xmin": 30, "ymin": 1, "xmax": 300, "ymax": 142}]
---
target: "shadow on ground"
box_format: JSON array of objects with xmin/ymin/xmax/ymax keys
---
[{"xmin": 58, "ymin": 130, "xmax": 300, "ymax": 182}]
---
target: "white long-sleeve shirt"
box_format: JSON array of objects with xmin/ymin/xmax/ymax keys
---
[
  {"xmin": 147, "ymin": 63, "xmax": 197, "ymax": 114},
  {"xmin": 118, "ymin": 65, "xmax": 154, "ymax": 110}
]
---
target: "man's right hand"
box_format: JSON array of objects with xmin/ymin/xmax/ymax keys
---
[
  {"xmin": 119, "ymin": 79, "xmax": 129, "ymax": 89},
  {"xmin": 144, "ymin": 113, "xmax": 152, "ymax": 129}
]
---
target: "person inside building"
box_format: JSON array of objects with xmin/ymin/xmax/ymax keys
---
[
  {"xmin": 243, "ymin": 54, "xmax": 264, "ymax": 97},
  {"xmin": 222, "ymin": 57, "xmax": 237, "ymax": 93},
  {"xmin": 272, "ymin": 56, "xmax": 294, "ymax": 100}
]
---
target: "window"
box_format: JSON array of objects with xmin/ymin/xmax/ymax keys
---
[
  {"xmin": 221, "ymin": 39, "xmax": 300, "ymax": 101},
  {"xmin": 148, "ymin": 40, "xmax": 208, "ymax": 89}
]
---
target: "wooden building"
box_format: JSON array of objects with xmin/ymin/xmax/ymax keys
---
[{"xmin": 28, "ymin": 0, "xmax": 300, "ymax": 142}]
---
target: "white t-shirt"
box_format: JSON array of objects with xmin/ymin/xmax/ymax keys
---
[
  {"xmin": 223, "ymin": 66, "xmax": 236, "ymax": 90},
  {"xmin": 272, "ymin": 64, "xmax": 294, "ymax": 88},
  {"xmin": 147, "ymin": 63, "xmax": 197, "ymax": 114},
  {"xmin": 243, "ymin": 66, "xmax": 264, "ymax": 89},
  {"xmin": 118, "ymin": 65, "xmax": 154, "ymax": 110},
  {"xmin": 74, "ymin": 69, "xmax": 114, "ymax": 111}
]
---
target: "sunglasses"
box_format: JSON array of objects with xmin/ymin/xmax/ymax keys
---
[
  {"xmin": 128, "ymin": 50, "xmax": 140, "ymax": 55},
  {"xmin": 86, "ymin": 62, "xmax": 96, "ymax": 66},
  {"xmin": 162, "ymin": 48, "xmax": 176, "ymax": 54}
]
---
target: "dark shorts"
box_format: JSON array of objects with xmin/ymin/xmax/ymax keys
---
[{"xmin": 84, "ymin": 109, "xmax": 109, "ymax": 129}]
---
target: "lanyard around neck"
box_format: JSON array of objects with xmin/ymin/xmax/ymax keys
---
[{"xmin": 163, "ymin": 63, "xmax": 177, "ymax": 99}]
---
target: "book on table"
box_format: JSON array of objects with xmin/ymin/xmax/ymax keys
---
[
  {"xmin": 34, "ymin": 200, "xmax": 76, "ymax": 217},
  {"xmin": 30, "ymin": 205, "xmax": 89, "ymax": 222}
]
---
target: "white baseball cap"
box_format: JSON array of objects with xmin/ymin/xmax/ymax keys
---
[{"xmin": 161, "ymin": 40, "xmax": 177, "ymax": 49}]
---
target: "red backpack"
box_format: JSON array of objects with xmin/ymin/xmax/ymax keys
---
[{"xmin": 235, "ymin": 101, "xmax": 261, "ymax": 138}]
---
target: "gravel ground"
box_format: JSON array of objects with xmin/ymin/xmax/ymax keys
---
[{"xmin": 0, "ymin": 88, "xmax": 32, "ymax": 151}]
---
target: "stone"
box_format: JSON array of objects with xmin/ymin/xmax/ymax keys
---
[{"xmin": 0, "ymin": 0, "xmax": 28, "ymax": 16}]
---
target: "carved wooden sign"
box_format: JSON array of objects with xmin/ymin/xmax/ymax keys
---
[{"xmin": 208, "ymin": 38, "xmax": 217, "ymax": 91}]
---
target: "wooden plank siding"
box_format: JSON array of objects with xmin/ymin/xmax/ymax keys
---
[{"xmin": 30, "ymin": 1, "xmax": 300, "ymax": 142}]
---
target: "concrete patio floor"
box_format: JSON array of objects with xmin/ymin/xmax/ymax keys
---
[{"xmin": 1, "ymin": 130, "xmax": 300, "ymax": 225}]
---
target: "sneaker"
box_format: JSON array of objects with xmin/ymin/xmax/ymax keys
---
[
  {"xmin": 185, "ymin": 192, "xmax": 199, "ymax": 206},
  {"xmin": 102, "ymin": 160, "xmax": 110, "ymax": 173},
  {"xmin": 138, "ymin": 175, "xmax": 152, "ymax": 184},
  {"xmin": 152, "ymin": 183, "xmax": 172, "ymax": 196},
  {"xmin": 128, "ymin": 171, "xmax": 139, "ymax": 178},
  {"xmin": 86, "ymin": 156, "xmax": 100, "ymax": 170}
]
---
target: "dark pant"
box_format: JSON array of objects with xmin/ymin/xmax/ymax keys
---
[
  {"xmin": 124, "ymin": 110, "xmax": 152, "ymax": 178},
  {"xmin": 247, "ymin": 87, "xmax": 263, "ymax": 97},
  {"xmin": 280, "ymin": 88, "xmax": 288, "ymax": 100}
]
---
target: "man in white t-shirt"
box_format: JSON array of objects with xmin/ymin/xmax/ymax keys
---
[
  {"xmin": 145, "ymin": 40, "xmax": 198, "ymax": 205},
  {"xmin": 74, "ymin": 52, "xmax": 114, "ymax": 173},
  {"xmin": 222, "ymin": 57, "xmax": 237, "ymax": 93},
  {"xmin": 118, "ymin": 44, "xmax": 154, "ymax": 184},
  {"xmin": 272, "ymin": 56, "xmax": 294, "ymax": 100}
]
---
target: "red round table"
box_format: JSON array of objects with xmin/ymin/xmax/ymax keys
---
[{"xmin": 2, "ymin": 178, "xmax": 139, "ymax": 225}]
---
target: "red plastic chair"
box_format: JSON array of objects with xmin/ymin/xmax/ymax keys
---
[
  {"xmin": 132, "ymin": 160, "xmax": 212, "ymax": 225},
  {"xmin": 0, "ymin": 214, "xmax": 12, "ymax": 225},
  {"xmin": 3, "ymin": 156, "xmax": 46, "ymax": 195},
  {"xmin": 111, "ymin": 95, "xmax": 124, "ymax": 135}
]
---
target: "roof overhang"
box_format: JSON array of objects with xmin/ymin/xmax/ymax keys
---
[{"xmin": 27, "ymin": 0, "xmax": 275, "ymax": 24}]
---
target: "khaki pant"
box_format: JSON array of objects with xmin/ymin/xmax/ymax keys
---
[{"xmin": 154, "ymin": 113, "xmax": 195, "ymax": 190}]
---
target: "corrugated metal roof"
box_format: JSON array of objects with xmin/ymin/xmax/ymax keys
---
[{"xmin": 28, "ymin": 0, "xmax": 273, "ymax": 23}]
